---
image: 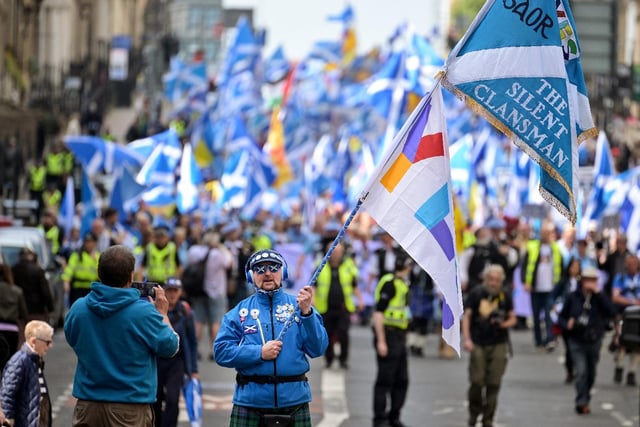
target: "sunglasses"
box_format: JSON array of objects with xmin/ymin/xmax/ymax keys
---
[
  {"xmin": 252, "ymin": 263, "xmax": 282, "ymax": 274},
  {"xmin": 36, "ymin": 338, "xmax": 52, "ymax": 346}
]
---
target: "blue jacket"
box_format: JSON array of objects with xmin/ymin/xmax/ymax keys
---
[
  {"xmin": 64, "ymin": 282, "xmax": 179, "ymax": 403},
  {"xmin": 214, "ymin": 289, "xmax": 328, "ymax": 408},
  {"xmin": 0, "ymin": 343, "xmax": 51, "ymax": 427}
]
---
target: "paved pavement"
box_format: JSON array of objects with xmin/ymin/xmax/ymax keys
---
[{"xmin": 46, "ymin": 318, "xmax": 639, "ymax": 427}]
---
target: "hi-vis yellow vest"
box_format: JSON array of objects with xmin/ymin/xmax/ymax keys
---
[
  {"xmin": 145, "ymin": 242, "xmax": 177, "ymax": 283},
  {"xmin": 62, "ymin": 250, "xmax": 100, "ymax": 289},
  {"xmin": 29, "ymin": 166, "xmax": 46, "ymax": 191},
  {"xmin": 314, "ymin": 257, "xmax": 359, "ymax": 314},
  {"xmin": 375, "ymin": 273, "xmax": 409, "ymax": 330},
  {"xmin": 524, "ymin": 240, "xmax": 562, "ymax": 290}
]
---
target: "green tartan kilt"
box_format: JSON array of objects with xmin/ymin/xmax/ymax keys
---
[{"xmin": 229, "ymin": 403, "xmax": 312, "ymax": 427}]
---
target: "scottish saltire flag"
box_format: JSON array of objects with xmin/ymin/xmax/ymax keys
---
[
  {"xmin": 80, "ymin": 170, "xmax": 99, "ymax": 237},
  {"xmin": 580, "ymin": 131, "xmax": 615, "ymax": 235},
  {"xmin": 449, "ymin": 133, "xmax": 472, "ymax": 203},
  {"xmin": 176, "ymin": 142, "xmax": 203, "ymax": 214},
  {"xmin": 109, "ymin": 166, "xmax": 147, "ymax": 222},
  {"xmin": 360, "ymin": 86, "xmax": 463, "ymax": 355},
  {"xmin": 136, "ymin": 129, "xmax": 181, "ymax": 186},
  {"xmin": 442, "ymin": 0, "xmax": 597, "ymax": 223},
  {"xmin": 264, "ymin": 46, "xmax": 290, "ymax": 84},
  {"xmin": 59, "ymin": 177, "xmax": 75, "ymax": 239},
  {"xmin": 504, "ymin": 148, "xmax": 532, "ymax": 217},
  {"xmin": 65, "ymin": 136, "xmax": 146, "ymax": 176}
]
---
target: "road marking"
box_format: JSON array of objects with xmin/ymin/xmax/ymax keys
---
[
  {"xmin": 611, "ymin": 411, "xmax": 634, "ymax": 426},
  {"xmin": 51, "ymin": 383, "xmax": 74, "ymax": 419},
  {"xmin": 317, "ymin": 367, "xmax": 348, "ymax": 427}
]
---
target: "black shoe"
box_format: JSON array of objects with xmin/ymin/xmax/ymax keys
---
[
  {"xmin": 389, "ymin": 420, "xmax": 407, "ymax": 427},
  {"xmin": 614, "ymin": 367, "xmax": 624, "ymax": 384},
  {"xmin": 339, "ymin": 361, "xmax": 349, "ymax": 370},
  {"xmin": 325, "ymin": 360, "xmax": 333, "ymax": 369},
  {"xmin": 626, "ymin": 372, "xmax": 636, "ymax": 386},
  {"xmin": 208, "ymin": 353, "xmax": 215, "ymax": 362},
  {"xmin": 575, "ymin": 404, "xmax": 590, "ymax": 415}
]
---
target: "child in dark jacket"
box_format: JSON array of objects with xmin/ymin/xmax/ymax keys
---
[{"xmin": 0, "ymin": 320, "xmax": 54, "ymax": 427}]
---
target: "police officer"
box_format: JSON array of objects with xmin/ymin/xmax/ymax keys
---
[
  {"xmin": 39, "ymin": 210, "xmax": 62, "ymax": 256},
  {"xmin": 372, "ymin": 254, "xmax": 412, "ymax": 427},
  {"xmin": 27, "ymin": 159, "xmax": 47, "ymax": 222},
  {"xmin": 62, "ymin": 232, "xmax": 100, "ymax": 306},
  {"xmin": 45, "ymin": 142, "xmax": 66, "ymax": 194},
  {"xmin": 313, "ymin": 242, "xmax": 364, "ymax": 369},
  {"xmin": 137, "ymin": 226, "xmax": 181, "ymax": 284}
]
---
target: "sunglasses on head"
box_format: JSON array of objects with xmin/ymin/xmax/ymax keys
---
[{"xmin": 252, "ymin": 263, "xmax": 282, "ymax": 274}]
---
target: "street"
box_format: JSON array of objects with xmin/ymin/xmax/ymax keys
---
[{"xmin": 46, "ymin": 321, "xmax": 639, "ymax": 427}]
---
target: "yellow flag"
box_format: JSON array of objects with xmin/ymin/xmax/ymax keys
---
[{"xmin": 264, "ymin": 106, "xmax": 293, "ymax": 188}]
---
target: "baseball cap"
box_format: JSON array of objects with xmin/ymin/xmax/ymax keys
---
[
  {"xmin": 247, "ymin": 250, "xmax": 285, "ymax": 271},
  {"xmin": 164, "ymin": 277, "xmax": 182, "ymax": 289},
  {"xmin": 581, "ymin": 267, "xmax": 599, "ymax": 280}
]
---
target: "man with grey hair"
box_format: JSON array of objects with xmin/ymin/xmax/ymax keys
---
[
  {"xmin": 186, "ymin": 230, "xmax": 233, "ymax": 361},
  {"xmin": 462, "ymin": 264, "xmax": 516, "ymax": 427}
]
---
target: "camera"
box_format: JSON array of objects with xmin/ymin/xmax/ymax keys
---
[
  {"xmin": 489, "ymin": 309, "xmax": 506, "ymax": 326},
  {"xmin": 132, "ymin": 281, "xmax": 159, "ymax": 299}
]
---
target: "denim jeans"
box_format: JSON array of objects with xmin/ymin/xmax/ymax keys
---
[
  {"xmin": 530, "ymin": 292, "xmax": 553, "ymax": 346},
  {"xmin": 568, "ymin": 338, "xmax": 602, "ymax": 406}
]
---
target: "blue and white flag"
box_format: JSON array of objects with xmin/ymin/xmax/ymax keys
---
[
  {"xmin": 80, "ymin": 170, "xmax": 99, "ymax": 237},
  {"xmin": 580, "ymin": 131, "xmax": 615, "ymax": 235},
  {"xmin": 176, "ymin": 142, "xmax": 203, "ymax": 214},
  {"xmin": 109, "ymin": 166, "xmax": 147, "ymax": 222},
  {"xmin": 442, "ymin": 0, "xmax": 597, "ymax": 224},
  {"xmin": 504, "ymin": 147, "xmax": 532, "ymax": 217},
  {"xmin": 59, "ymin": 177, "xmax": 75, "ymax": 239},
  {"xmin": 135, "ymin": 129, "xmax": 182, "ymax": 186}
]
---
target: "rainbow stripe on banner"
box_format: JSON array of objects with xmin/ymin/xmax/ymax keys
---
[{"xmin": 360, "ymin": 85, "xmax": 463, "ymax": 355}]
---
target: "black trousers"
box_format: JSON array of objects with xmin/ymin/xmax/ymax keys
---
[
  {"xmin": 373, "ymin": 328, "xmax": 408, "ymax": 424},
  {"xmin": 322, "ymin": 309, "xmax": 351, "ymax": 365},
  {"xmin": 155, "ymin": 355, "xmax": 185, "ymax": 427},
  {"xmin": 0, "ymin": 330, "xmax": 19, "ymax": 373}
]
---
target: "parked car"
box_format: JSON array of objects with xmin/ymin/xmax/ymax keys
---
[{"xmin": 0, "ymin": 227, "xmax": 65, "ymax": 328}]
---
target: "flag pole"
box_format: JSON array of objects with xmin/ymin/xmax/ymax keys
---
[
  {"xmin": 276, "ymin": 198, "xmax": 363, "ymax": 342},
  {"xmin": 306, "ymin": 197, "xmax": 363, "ymax": 288}
]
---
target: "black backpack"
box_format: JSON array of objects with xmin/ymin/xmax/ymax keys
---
[{"xmin": 182, "ymin": 249, "xmax": 211, "ymax": 298}]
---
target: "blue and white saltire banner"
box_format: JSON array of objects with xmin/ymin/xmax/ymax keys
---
[
  {"xmin": 442, "ymin": 0, "xmax": 597, "ymax": 224},
  {"xmin": 65, "ymin": 136, "xmax": 145, "ymax": 176},
  {"xmin": 59, "ymin": 176, "xmax": 75, "ymax": 239},
  {"xmin": 580, "ymin": 130, "xmax": 615, "ymax": 236},
  {"xmin": 80, "ymin": 170, "xmax": 99, "ymax": 237},
  {"xmin": 176, "ymin": 142, "xmax": 203, "ymax": 214},
  {"xmin": 109, "ymin": 166, "xmax": 147, "ymax": 222},
  {"xmin": 360, "ymin": 85, "xmax": 463, "ymax": 355},
  {"xmin": 135, "ymin": 129, "xmax": 182, "ymax": 186},
  {"xmin": 504, "ymin": 147, "xmax": 532, "ymax": 217}
]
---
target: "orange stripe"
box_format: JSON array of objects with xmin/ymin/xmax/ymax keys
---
[{"xmin": 380, "ymin": 154, "xmax": 411, "ymax": 193}]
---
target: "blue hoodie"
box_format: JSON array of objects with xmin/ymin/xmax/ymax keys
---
[
  {"xmin": 64, "ymin": 282, "xmax": 179, "ymax": 403},
  {"xmin": 214, "ymin": 288, "xmax": 328, "ymax": 408}
]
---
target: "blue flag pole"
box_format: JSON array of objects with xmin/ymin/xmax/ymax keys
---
[{"xmin": 276, "ymin": 198, "xmax": 364, "ymax": 341}]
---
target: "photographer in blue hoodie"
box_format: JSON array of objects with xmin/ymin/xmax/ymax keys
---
[
  {"xmin": 64, "ymin": 245, "xmax": 179, "ymax": 427},
  {"xmin": 214, "ymin": 249, "xmax": 329, "ymax": 427}
]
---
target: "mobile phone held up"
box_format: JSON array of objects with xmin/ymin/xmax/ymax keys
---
[{"xmin": 132, "ymin": 281, "xmax": 159, "ymax": 299}]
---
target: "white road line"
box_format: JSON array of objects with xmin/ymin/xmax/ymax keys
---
[
  {"xmin": 317, "ymin": 367, "xmax": 348, "ymax": 427},
  {"xmin": 611, "ymin": 411, "xmax": 634, "ymax": 427},
  {"xmin": 51, "ymin": 383, "xmax": 74, "ymax": 419}
]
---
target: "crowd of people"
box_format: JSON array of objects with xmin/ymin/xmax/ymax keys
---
[{"xmin": 0, "ymin": 174, "xmax": 639, "ymax": 425}]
